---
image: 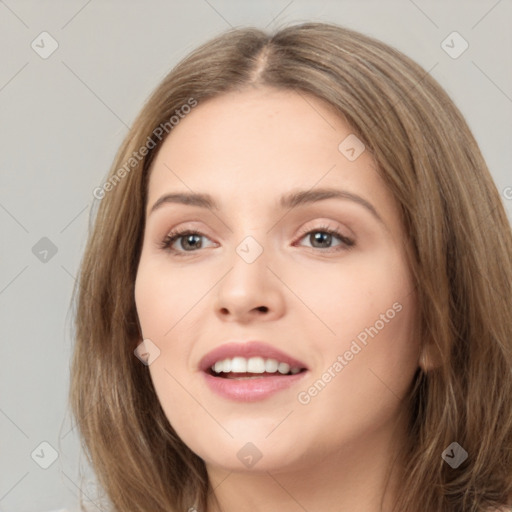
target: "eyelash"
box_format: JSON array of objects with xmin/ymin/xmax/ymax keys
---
[
  {"xmin": 159, "ymin": 224, "xmax": 355, "ymax": 257},
  {"xmin": 295, "ymin": 224, "xmax": 355, "ymax": 252}
]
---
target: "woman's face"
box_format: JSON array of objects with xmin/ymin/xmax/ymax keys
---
[{"xmin": 135, "ymin": 86, "xmax": 420, "ymax": 473}]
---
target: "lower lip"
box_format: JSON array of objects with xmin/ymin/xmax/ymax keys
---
[{"xmin": 202, "ymin": 371, "xmax": 308, "ymax": 402}]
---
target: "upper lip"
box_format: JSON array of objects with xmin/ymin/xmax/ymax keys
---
[{"xmin": 199, "ymin": 341, "xmax": 309, "ymax": 372}]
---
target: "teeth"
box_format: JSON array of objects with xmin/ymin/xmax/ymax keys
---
[
  {"xmin": 277, "ymin": 362, "xmax": 290, "ymax": 374},
  {"xmin": 210, "ymin": 356, "xmax": 303, "ymax": 375},
  {"xmin": 231, "ymin": 357, "xmax": 247, "ymax": 373},
  {"xmin": 247, "ymin": 357, "xmax": 265, "ymax": 373},
  {"xmin": 265, "ymin": 358, "xmax": 278, "ymax": 372}
]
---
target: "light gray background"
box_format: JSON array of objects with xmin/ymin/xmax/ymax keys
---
[{"xmin": 1, "ymin": 1, "xmax": 511, "ymax": 511}]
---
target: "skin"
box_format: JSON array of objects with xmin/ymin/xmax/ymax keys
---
[{"xmin": 134, "ymin": 86, "xmax": 423, "ymax": 512}]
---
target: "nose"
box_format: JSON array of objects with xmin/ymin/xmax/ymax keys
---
[{"xmin": 214, "ymin": 240, "xmax": 286, "ymax": 323}]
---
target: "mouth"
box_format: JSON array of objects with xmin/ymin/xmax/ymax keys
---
[
  {"xmin": 199, "ymin": 341, "xmax": 309, "ymax": 401},
  {"xmin": 207, "ymin": 356, "xmax": 307, "ymax": 379}
]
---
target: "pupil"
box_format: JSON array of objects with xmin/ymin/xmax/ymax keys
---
[
  {"xmin": 183, "ymin": 234, "xmax": 201, "ymax": 250},
  {"xmin": 311, "ymin": 232, "xmax": 331, "ymax": 248},
  {"xmin": 180, "ymin": 232, "xmax": 333, "ymax": 251}
]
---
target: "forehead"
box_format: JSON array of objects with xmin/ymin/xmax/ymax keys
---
[
  {"xmin": 152, "ymin": 87, "xmax": 350, "ymax": 169},
  {"xmin": 146, "ymin": 87, "xmax": 397, "ymax": 224}
]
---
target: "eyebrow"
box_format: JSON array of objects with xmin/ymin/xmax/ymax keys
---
[{"xmin": 149, "ymin": 188, "xmax": 385, "ymax": 225}]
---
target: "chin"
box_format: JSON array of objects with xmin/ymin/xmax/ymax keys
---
[
  {"xmin": 202, "ymin": 447, "xmax": 305, "ymax": 474},
  {"xmin": 179, "ymin": 425, "xmax": 312, "ymax": 474}
]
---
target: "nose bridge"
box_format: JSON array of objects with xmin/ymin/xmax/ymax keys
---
[
  {"xmin": 214, "ymin": 229, "xmax": 283, "ymax": 320},
  {"xmin": 226, "ymin": 232, "xmax": 269, "ymax": 294},
  {"xmin": 235, "ymin": 233, "xmax": 266, "ymax": 266},
  {"xmin": 226, "ymin": 205, "xmax": 270, "ymax": 269}
]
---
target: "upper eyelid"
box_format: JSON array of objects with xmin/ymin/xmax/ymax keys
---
[
  {"xmin": 164, "ymin": 224, "xmax": 352, "ymax": 249},
  {"xmin": 165, "ymin": 223, "xmax": 345, "ymax": 238},
  {"xmin": 162, "ymin": 216, "xmax": 348, "ymax": 235}
]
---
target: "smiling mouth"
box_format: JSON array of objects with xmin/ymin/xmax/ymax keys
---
[
  {"xmin": 201, "ymin": 349, "xmax": 309, "ymax": 401},
  {"xmin": 209, "ymin": 370, "xmax": 308, "ymax": 379},
  {"xmin": 207, "ymin": 356, "xmax": 307, "ymax": 379}
]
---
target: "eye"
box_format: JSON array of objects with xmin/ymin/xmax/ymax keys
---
[
  {"xmin": 160, "ymin": 228, "xmax": 217, "ymax": 255},
  {"xmin": 159, "ymin": 224, "xmax": 355, "ymax": 256},
  {"xmin": 295, "ymin": 225, "xmax": 355, "ymax": 252}
]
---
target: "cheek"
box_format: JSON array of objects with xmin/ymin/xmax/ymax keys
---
[
  {"xmin": 134, "ymin": 262, "xmax": 199, "ymax": 434},
  {"xmin": 134, "ymin": 271, "xmax": 169, "ymax": 340},
  {"xmin": 134, "ymin": 255, "xmax": 203, "ymax": 341},
  {"xmin": 288, "ymin": 244, "xmax": 415, "ymax": 350},
  {"xmin": 295, "ymin": 243, "xmax": 419, "ymax": 409},
  {"xmin": 134, "ymin": 254, "xmax": 209, "ymax": 383},
  {"xmin": 308, "ymin": 275, "xmax": 418, "ymax": 407},
  {"xmin": 293, "ymin": 291, "xmax": 418, "ymax": 454}
]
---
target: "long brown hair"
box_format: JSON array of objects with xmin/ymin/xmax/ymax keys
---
[{"xmin": 69, "ymin": 22, "xmax": 512, "ymax": 511}]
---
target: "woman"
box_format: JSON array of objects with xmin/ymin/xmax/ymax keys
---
[{"xmin": 69, "ymin": 22, "xmax": 512, "ymax": 512}]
